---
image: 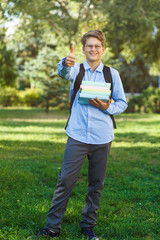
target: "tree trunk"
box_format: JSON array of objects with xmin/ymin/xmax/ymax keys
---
[{"xmin": 130, "ymin": 80, "xmax": 135, "ymax": 96}]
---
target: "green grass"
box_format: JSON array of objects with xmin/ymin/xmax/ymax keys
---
[{"xmin": 0, "ymin": 108, "xmax": 159, "ymax": 240}]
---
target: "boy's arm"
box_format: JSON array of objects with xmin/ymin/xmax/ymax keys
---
[
  {"xmin": 57, "ymin": 45, "xmax": 78, "ymax": 82},
  {"xmin": 89, "ymin": 69, "xmax": 127, "ymax": 115},
  {"xmin": 104, "ymin": 69, "xmax": 128, "ymax": 115}
]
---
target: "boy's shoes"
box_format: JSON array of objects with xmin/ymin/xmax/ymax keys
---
[
  {"xmin": 29, "ymin": 227, "xmax": 99, "ymax": 239},
  {"xmin": 35, "ymin": 228, "xmax": 60, "ymax": 238},
  {"xmin": 81, "ymin": 227, "xmax": 99, "ymax": 240}
]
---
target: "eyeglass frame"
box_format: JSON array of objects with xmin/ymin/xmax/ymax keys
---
[{"xmin": 84, "ymin": 44, "xmax": 103, "ymax": 50}]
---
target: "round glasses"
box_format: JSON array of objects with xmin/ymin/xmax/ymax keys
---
[{"xmin": 85, "ymin": 44, "xmax": 102, "ymax": 50}]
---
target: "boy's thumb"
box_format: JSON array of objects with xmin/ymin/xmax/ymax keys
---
[{"xmin": 71, "ymin": 45, "xmax": 75, "ymax": 54}]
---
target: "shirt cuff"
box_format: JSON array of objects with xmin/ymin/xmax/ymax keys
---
[
  {"xmin": 62, "ymin": 57, "xmax": 67, "ymax": 66},
  {"xmin": 58, "ymin": 57, "xmax": 71, "ymax": 72},
  {"xmin": 103, "ymin": 104, "xmax": 113, "ymax": 114}
]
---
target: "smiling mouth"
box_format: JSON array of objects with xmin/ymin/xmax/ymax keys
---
[{"xmin": 90, "ymin": 53, "xmax": 97, "ymax": 56}]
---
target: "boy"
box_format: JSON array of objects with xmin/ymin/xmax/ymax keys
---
[{"xmin": 36, "ymin": 30, "xmax": 127, "ymax": 239}]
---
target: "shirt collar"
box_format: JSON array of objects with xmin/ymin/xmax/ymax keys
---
[{"xmin": 83, "ymin": 60, "xmax": 104, "ymax": 72}]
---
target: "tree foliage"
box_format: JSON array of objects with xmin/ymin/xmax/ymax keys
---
[
  {"xmin": 3, "ymin": 0, "xmax": 101, "ymax": 46},
  {"xmin": 0, "ymin": 36, "xmax": 17, "ymax": 86},
  {"xmin": 0, "ymin": 0, "xmax": 159, "ymax": 100},
  {"xmin": 100, "ymin": 0, "xmax": 160, "ymax": 62},
  {"xmin": 23, "ymin": 46, "xmax": 70, "ymax": 111},
  {"xmin": 119, "ymin": 54, "xmax": 150, "ymax": 94}
]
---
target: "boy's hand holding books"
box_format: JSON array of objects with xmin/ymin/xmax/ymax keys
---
[
  {"xmin": 89, "ymin": 98, "xmax": 111, "ymax": 111},
  {"xmin": 79, "ymin": 81, "xmax": 111, "ymax": 111}
]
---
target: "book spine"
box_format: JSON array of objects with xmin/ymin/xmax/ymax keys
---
[
  {"xmin": 80, "ymin": 93, "xmax": 109, "ymax": 99},
  {"xmin": 81, "ymin": 81, "xmax": 111, "ymax": 87},
  {"xmin": 80, "ymin": 85, "xmax": 110, "ymax": 91},
  {"xmin": 78, "ymin": 97, "xmax": 108, "ymax": 105},
  {"xmin": 81, "ymin": 90, "xmax": 111, "ymax": 95}
]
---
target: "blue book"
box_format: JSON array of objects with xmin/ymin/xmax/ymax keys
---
[
  {"xmin": 80, "ymin": 93, "xmax": 110, "ymax": 99},
  {"xmin": 78, "ymin": 96, "xmax": 109, "ymax": 105}
]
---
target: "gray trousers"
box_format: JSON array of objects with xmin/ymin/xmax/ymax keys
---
[{"xmin": 46, "ymin": 137, "xmax": 111, "ymax": 233}]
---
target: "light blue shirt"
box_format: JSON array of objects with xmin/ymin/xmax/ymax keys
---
[{"xmin": 57, "ymin": 59, "xmax": 128, "ymax": 144}]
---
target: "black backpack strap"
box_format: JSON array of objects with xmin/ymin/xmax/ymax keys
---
[
  {"xmin": 69, "ymin": 64, "xmax": 85, "ymax": 113},
  {"xmin": 65, "ymin": 63, "xmax": 85, "ymax": 129},
  {"xmin": 103, "ymin": 65, "xmax": 117, "ymax": 129}
]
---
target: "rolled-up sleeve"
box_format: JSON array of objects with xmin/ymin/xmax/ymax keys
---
[{"xmin": 104, "ymin": 68, "xmax": 128, "ymax": 115}]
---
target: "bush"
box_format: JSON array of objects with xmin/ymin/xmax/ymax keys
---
[
  {"xmin": 127, "ymin": 87, "xmax": 160, "ymax": 113},
  {"xmin": 20, "ymin": 88, "xmax": 42, "ymax": 107},
  {"xmin": 0, "ymin": 87, "xmax": 20, "ymax": 106},
  {"xmin": 0, "ymin": 86, "xmax": 68, "ymax": 109}
]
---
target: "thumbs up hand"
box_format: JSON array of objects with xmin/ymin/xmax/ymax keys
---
[{"xmin": 65, "ymin": 45, "xmax": 76, "ymax": 67}]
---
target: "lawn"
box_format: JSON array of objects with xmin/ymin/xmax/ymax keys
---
[{"xmin": 0, "ymin": 108, "xmax": 159, "ymax": 240}]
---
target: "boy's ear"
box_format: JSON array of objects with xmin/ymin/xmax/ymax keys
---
[
  {"xmin": 102, "ymin": 47, "xmax": 105, "ymax": 54},
  {"xmin": 82, "ymin": 46, "xmax": 85, "ymax": 53}
]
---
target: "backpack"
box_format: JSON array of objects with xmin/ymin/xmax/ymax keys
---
[{"xmin": 65, "ymin": 63, "xmax": 116, "ymax": 129}]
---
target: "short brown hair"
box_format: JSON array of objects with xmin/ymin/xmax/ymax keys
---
[{"xmin": 81, "ymin": 30, "xmax": 106, "ymax": 47}]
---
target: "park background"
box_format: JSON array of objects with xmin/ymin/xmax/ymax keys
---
[{"xmin": 0, "ymin": 0, "xmax": 160, "ymax": 239}]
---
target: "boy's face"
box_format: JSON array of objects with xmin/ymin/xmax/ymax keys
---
[{"xmin": 82, "ymin": 37, "xmax": 105, "ymax": 64}]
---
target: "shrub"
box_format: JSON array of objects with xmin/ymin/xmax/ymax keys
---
[
  {"xmin": 127, "ymin": 87, "xmax": 160, "ymax": 113},
  {"xmin": 0, "ymin": 87, "xmax": 20, "ymax": 106},
  {"xmin": 20, "ymin": 88, "xmax": 42, "ymax": 107}
]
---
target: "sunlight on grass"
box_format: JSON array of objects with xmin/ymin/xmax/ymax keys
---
[{"xmin": 0, "ymin": 109, "xmax": 159, "ymax": 240}]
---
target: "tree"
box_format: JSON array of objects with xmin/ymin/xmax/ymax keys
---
[
  {"xmin": 2, "ymin": 0, "xmax": 160, "ymax": 95},
  {"xmin": 119, "ymin": 54, "xmax": 150, "ymax": 94},
  {"xmin": 3, "ymin": 0, "xmax": 100, "ymax": 46},
  {"xmin": 100, "ymin": 0, "xmax": 160, "ymax": 70},
  {"xmin": 23, "ymin": 46, "xmax": 70, "ymax": 112},
  {"xmin": 0, "ymin": 34, "xmax": 17, "ymax": 86},
  {"xmin": 95, "ymin": 0, "xmax": 160, "ymax": 92}
]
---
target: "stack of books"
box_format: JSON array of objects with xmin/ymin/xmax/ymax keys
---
[{"xmin": 78, "ymin": 81, "xmax": 111, "ymax": 105}]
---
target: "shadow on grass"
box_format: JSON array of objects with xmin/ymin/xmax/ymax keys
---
[
  {"xmin": 117, "ymin": 120, "xmax": 160, "ymax": 126},
  {"xmin": 0, "ymin": 108, "xmax": 69, "ymax": 120},
  {"xmin": 115, "ymin": 132, "xmax": 160, "ymax": 143},
  {"xmin": 0, "ymin": 120, "xmax": 66, "ymax": 128},
  {"xmin": 0, "ymin": 111, "xmax": 160, "ymax": 239},
  {"xmin": 0, "ymin": 144, "xmax": 159, "ymax": 239},
  {"xmin": 115, "ymin": 113, "xmax": 159, "ymax": 120},
  {"xmin": 0, "ymin": 139, "xmax": 66, "ymax": 162}
]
